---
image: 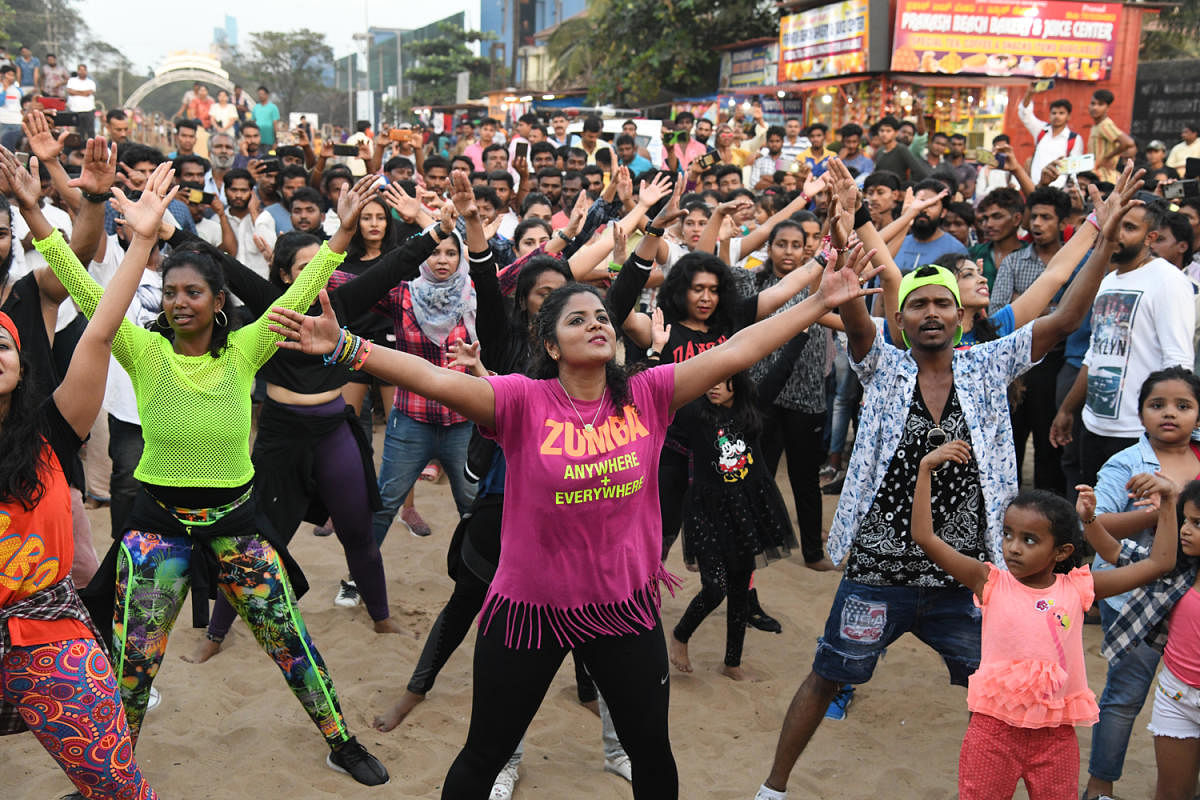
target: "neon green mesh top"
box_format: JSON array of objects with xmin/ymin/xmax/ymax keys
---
[{"xmin": 35, "ymin": 230, "xmax": 345, "ymax": 488}]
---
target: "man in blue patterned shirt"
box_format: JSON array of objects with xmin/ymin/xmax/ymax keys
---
[{"xmin": 753, "ymin": 159, "xmax": 1144, "ymax": 800}]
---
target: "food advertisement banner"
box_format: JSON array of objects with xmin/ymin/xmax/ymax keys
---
[
  {"xmin": 719, "ymin": 43, "xmax": 779, "ymax": 89},
  {"xmin": 780, "ymin": 0, "xmax": 870, "ymax": 82},
  {"xmin": 890, "ymin": 0, "xmax": 1121, "ymax": 81}
]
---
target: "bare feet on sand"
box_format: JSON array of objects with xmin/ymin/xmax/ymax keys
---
[
  {"xmin": 373, "ymin": 617, "xmax": 407, "ymax": 635},
  {"xmin": 373, "ymin": 690, "xmax": 425, "ymax": 731},
  {"xmin": 668, "ymin": 634, "xmax": 692, "ymax": 673},
  {"xmin": 805, "ymin": 558, "xmax": 840, "ymax": 572},
  {"xmin": 181, "ymin": 637, "xmax": 223, "ymax": 664},
  {"xmin": 720, "ymin": 664, "xmax": 762, "ymax": 682}
]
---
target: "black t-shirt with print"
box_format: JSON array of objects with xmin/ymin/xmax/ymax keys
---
[
  {"xmin": 844, "ymin": 384, "xmax": 988, "ymax": 587},
  {"xmin": 663, "ymin": 294, "xmax": 757, "ymax": 446}
]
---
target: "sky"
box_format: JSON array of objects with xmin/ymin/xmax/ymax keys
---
[{"xmin": 77, "ymin": 0, "xmax": 474, "ymax": 74}]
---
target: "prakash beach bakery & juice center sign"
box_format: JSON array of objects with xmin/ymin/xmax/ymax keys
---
[
  {"xmin": 780, "ymin": 0, "xmax": 870, "ymax": 81},
  {"xmin": 890, "ymin": 0, "xmax": 1121, "ymax": 81}
]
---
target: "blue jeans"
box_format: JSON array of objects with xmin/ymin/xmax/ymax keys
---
[
  {"xmin": 373, "ymin": 409, "xmax": 476, "ymax": 545},
  {"xmin": 827, "ymin": 337, "xmax": 860, "ymax": 457},
  {"xmin": 1087, "ymin": 598, "xmax": 1161, "ymax": 782},
  {"xmin": 813, "ymin": 578, "xmax": 981, "ymax": 686}
]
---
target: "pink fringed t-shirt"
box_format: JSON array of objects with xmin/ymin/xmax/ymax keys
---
[
  {"xmin": 968, "ymin": 564, "xmax": 1100, "ymax": 728},
  {"xmin": 479, "ymin": 365, "xmax": 679, "ymax": 648}
]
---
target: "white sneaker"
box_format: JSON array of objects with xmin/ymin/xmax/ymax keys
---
[
  {"xmin": 334, "ymin": 579, "xmax": 361, "ymax": 608},
  {"xmin": 603, "ymin": 753, "xmax": 632, "ymax": 781},
  {"xmin": 489, "ymin": 763, "xmax": 519, "ymax": 799},
  {"xmin": 754, "ymin": 784, "xmax": 787, "ymax": 800},
  {"xmin": 146, "ymin": 686, "xmax": 161, "ymax": 712}
]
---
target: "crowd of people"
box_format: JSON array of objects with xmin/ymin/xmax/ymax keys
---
[{"xmin": 6, "ymin": 62, "xmax": 1200, "ymax": 800}]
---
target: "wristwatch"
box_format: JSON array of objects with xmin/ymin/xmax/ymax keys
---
[
  {"xmin": 646, "ymin": 347, "xmax": 662, "ymax": 360},
  {"xmin": 644, "ymin": 223, "xmax": 665, "ymax": 238}
]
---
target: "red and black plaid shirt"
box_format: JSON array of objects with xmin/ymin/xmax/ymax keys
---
[{"xmin": 328, "ymin": 270, "xmax": 471, "ymax": 426}]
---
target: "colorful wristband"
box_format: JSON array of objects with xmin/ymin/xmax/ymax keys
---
[
  {"xmin": 350, "ymin": 338, "xmax": 373, "ymax": 371},
  {"xmin": 323, "ymin": 327, "xmax": 348, "ymax": 366}
]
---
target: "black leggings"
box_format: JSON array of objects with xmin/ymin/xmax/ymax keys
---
[
  {"xmin": 407, "ymin": 502, "xmax": 597, "ymax": 703},
  {"xmin": 659, "ymin": 447, "xmax": 690, "ymax": 561},
  {"xmin": 442, "ymin": 618, "xmax": 678, "ymax": 799},
  {"xmin": 761, "ymin": 407, "xmax": 826, "ymax": 563},
  {"xmin": 673, "ymin": 564, "xmax": 753, "ymax": 667}
]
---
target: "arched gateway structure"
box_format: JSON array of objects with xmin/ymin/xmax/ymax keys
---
[{"xmin": 124, "ymin": 51, "xmax": 234, "ymax": 109}]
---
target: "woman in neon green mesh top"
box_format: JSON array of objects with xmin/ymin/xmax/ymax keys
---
[{"xmin": 34, "ymin": 165, "xmax": 391, "ymax": 787}]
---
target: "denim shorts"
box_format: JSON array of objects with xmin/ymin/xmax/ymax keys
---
[
  {"xmin": 1149, "ymin": 664, "xmax": 1200, "ymax": 739},
  {"xmin": 812, "ymin": 577, "xmax": 981, "ymax": 686}
]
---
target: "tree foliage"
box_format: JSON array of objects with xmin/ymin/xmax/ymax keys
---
[
  {"xmin": 579, "ymin": 0, "xmax": 777, "ymax": 105},
  {"xmin": 1140, "ymin": 0, "xmax": 1200, "ymax": 60},
  {"xmin": 7, "ymin": 0, "xmax": 74, "ymax": 57},
  {"xmin": 236, "ymin": 29, "xmax": 335, "ymax": 115},
  {"xmin": 407, "ymin": 22, "xmax": 495, "ymax": 105},
  {"xmin": 545, "ymin": 8, "xmax": 601, "ymax": 90}
]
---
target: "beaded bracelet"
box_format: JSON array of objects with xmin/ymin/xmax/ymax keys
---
[
  {"xmin": 323, "ymin": 327, "xmax": 349, "ymax": 366},
  {"xmin": 350, "ymin": 338, "xmax": 373, "ymax": 371}
]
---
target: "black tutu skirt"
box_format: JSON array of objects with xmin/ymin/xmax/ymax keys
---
[{"xmin": 681, "ymin": 475, "xmax": 798, "ymax": 590}]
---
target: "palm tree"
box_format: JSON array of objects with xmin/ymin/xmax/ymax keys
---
[{"xmin": 545, "ymin": 3, "xmax": 607, "ymax": 90}]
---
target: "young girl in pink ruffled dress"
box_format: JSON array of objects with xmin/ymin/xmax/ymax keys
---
[{"xmin": 911, "ymin": 438, "xmax": 1181, "ymax": 800}]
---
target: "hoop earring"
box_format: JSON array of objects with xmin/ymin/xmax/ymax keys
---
[
  {"xmin": 215, "ymin": 310, "xmax": 228, "ymax": 327},
  {"xmin": 156, "ymin": 311, "xmax": 170, "ymax": 328}
]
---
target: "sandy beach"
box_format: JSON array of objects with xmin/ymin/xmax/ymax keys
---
[{"xmin": 10, "ymin": 451, "xmax": 1161, "ymax": 800}]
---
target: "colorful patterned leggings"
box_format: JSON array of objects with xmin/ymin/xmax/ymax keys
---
[
  {"xmin": 113, "ymin": 530, "xmax": 348, "ymax": 748},
  {"xmin": 2, "ymin": 638, "xmax": 157, "ymax": 799}
]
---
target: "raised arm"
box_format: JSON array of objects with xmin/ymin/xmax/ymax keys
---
[
  {"xmin": 1077, "ymin": 484, "xmax": 1124, "ymax": 564},
  {"xmin": 1091, "ymin": 473, "xmax": 1180, "ymax": 599},
  {"xmin": 446, "ymin": 173, "xmax": 507, "ymax": 353},
  {"xmin": 48, "ymin": 162, "xmax": 179, "ymax": 436},
  {"xmin": 1031, "ymin": 165, "xmax": 1144, "ymax": 361},
  {"xmin": 330, "ymin": 183, "xmax": 446, "ymax": 321},
  {"xmin": 670, "ymin": 244, "xmax": 880, "ymax": 413},
  {"xmin": 242, "ymin": 175, "xmax": 384, "ymax": 366},
  {"xmin": 269, "ymin": 290, "xmax": 496, "ymax": 428},
  {"xmin": 910, "ymin": 441, "xmax": 990, "ymax": 597},
  {"xmin": 569, "ymin": 172, "xmax": 677, "ymax": 282},
  {"xmin": 23, "ymin": 111, "xmax": 82, "ymax": 214},
  {"xmin": 1007, "ymin": 218, "xmax": 1100, "ymax": 327},
  {"xmin": 827, "ymin": 158, "xmax": 904, "ymax": 353}
]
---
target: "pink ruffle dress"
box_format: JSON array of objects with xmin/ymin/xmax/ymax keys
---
[{"xmin": 967, "ymin": 565, "xmax": 1100, "ymax": 728}]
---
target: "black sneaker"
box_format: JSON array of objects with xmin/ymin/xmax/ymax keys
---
[{"xmin": 326, "ymin": 736, "xmax": 389, "ymax": 786}]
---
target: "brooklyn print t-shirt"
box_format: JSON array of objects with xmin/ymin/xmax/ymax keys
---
[{"xmin": 479, "ymin": 365, "xmax": 677, "ymax": 647}]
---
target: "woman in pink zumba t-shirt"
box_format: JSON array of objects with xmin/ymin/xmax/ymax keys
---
[{"xmin": 268, "ymin": 242, "xmax": 883, "ymax": 800}]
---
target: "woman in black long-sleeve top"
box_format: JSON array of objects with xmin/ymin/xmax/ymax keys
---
[{"xmin": 177, "ymin": 200, "xmax": 452, "ymax": 663}]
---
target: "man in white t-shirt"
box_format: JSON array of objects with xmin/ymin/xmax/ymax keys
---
[
  {"xmin": 1055, "ymin": 202, "xmax": 1196, "ymax": 488},
  {"xmin": 1017, "ymin": 84, "xmax": 1083, "ymax": 188},
  {"xmin": 0, "ymin": 65, "xmax": 21, "ymax": 148},
  {"xmin": 66, "ymin": 63, "xmax": 96, "ymax": 135}
]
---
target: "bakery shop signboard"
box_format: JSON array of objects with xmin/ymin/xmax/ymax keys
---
[
  {"xmin": 780, "ymin": 0, "xmax": 871, "ymax": 82},
  {"xmin": 890, "ymin": 0, "xmax": 1121, "ymax": 81}
]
